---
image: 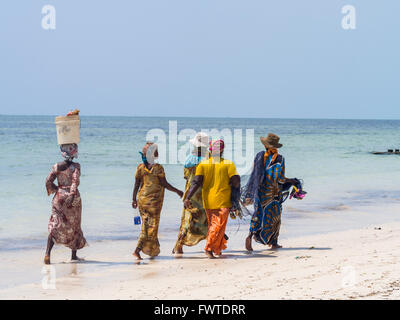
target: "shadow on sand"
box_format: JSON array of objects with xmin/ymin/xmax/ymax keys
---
[
  {"xmin": 268, "ymin": 247, "xmax": 332, "ymax": 251},
  {"xmin": 152, "ymin": 249, "xmax": 277, "ymax": 261},
  {"xmin": 53, "ymin": 246, "xmax": 331, "ymax": 266}
]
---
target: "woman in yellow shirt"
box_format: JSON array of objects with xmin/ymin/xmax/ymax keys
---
[{"xmin": 184, "ymin": 140, "xmax": 240, "ymax": 259}]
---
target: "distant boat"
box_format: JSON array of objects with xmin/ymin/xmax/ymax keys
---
[{"xmin": 371, "ymin": 149, "xmax": 400, "ymax": 155}]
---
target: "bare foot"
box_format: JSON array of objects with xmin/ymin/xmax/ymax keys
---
[
  {"xmin": 270, "ymin": 244, "xmax": 282, "ymax": 249},
  {"xmin": 133, "ymin": 251, "xmax": 143, "ymax": 260},
  {"xmin": 173, "ymin": 246, "xmax": 183, "ymax": 254},
  {"xmin": 245, "ymin": 236, "xmax": 253, "ymax": 252},
  {"xmin": 71, "ymin": 256, "xmax": 84, "ymax": 262},
  {"xmin": 44, "ymin": 255, "xmax": 50, "ymax": 265},
  {"xmin": 205, "ymin": 250, "xmax": 215, "ymax": 259}
]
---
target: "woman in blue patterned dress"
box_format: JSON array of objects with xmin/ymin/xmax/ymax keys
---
[{"xmin": 242, "ymin": 133, "xmax": 298, "ymax": 251}]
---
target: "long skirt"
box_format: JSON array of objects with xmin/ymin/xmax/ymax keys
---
[
  {"xmin": 137, "ymin": 205, "xmax": 161, "ymax": 257},
  {"xmin": 173, "ymin": 201, "xmax": 208, "ymax": 252},
  {"xmin": 48, "ymin": 189, "xmax": 87, "ymax": 250},
  {"xmin": 204, "ymin": 208, "xmax": 230, "ymax": 255},
  {"xmin": 249, "ymin": 199, "xmax": 282, "ymax": 245}
]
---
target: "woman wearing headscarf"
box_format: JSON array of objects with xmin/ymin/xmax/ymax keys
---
[
  {"xmin": 173, "ymin": 133, "xmax": 209, "ymax": 254},
  {"xmin": 44, "ymin": 143, "xmax": 87, "ymax": 264},
  {"xmin": 184, "ymin": 139, "xmax": 240, "ymax": 258},
  {"xmin": 242, "ymin": 133, "xmax": 298, "ymax": 251},
  {"xmin": 132, "ymin": 142, "xmax": 183, "ymax": 260}
]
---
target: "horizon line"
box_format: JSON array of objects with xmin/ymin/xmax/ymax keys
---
[{"xmin": 1, "ymin": 114, "xmax": 400, "ymax": 121}]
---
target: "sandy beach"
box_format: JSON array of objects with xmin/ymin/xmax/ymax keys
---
[
  {"xmin": 2, "ymin": 0, "xmax": 400, "ymax": 304},
  {"xmin": 1, "ymin": 221, "xmax": 400, "ymax": 300}
]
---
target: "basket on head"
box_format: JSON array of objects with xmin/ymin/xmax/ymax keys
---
[{"xmin": 55, "ymin": 115, "xmax": 80, "ymax": 145}]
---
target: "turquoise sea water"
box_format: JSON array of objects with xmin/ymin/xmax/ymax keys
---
[{"xmin": 1, "ymin": 115, "xmax": 400, "ymax": 251}]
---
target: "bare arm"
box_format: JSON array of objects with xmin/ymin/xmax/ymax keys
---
[
  {"xmin": 230, "ymin": 175, "xmax": 240, "ymax": 188},
  {"xmin": 283, "ymin": 177, "xmax": 298, "ymax": 185},
  {"xmin": 159, "ymin": 176, "xmax": 184, "ymax": 198},
  {"xmin": 131, "ymin": 177, "xmax": 142, "ymax": 209}
]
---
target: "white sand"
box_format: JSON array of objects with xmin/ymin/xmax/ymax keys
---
[{"xmin": 1, "ymin": 222, "xmax": 400, "ymax": 300}]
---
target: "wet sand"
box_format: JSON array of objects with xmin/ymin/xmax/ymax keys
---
[{"xmin": 1, "ymin": 221, "xmax": 400, "ymax": 300}]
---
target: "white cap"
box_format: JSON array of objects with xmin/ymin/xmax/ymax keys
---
[{"xmin": 189, "ymin": 132, "xmax": 209, "ymax": 147}]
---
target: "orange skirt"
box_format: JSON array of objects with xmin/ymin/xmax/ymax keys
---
[{"xmin": 204, "ymin": 208, "xmax": 230, "ymax": 255}]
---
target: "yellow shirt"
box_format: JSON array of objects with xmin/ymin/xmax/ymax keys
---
[{"xmin": 195, "ymin": 157, "xmax": 239, "ymax": 210}]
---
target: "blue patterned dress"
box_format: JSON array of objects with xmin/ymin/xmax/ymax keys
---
[{"xmin": 249, "ymin": 154, "xmax": 286, "ymax": 245}]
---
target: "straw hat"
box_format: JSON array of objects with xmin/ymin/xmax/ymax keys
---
[
  {"xmin": 189, "ymin": 132, "xmax": 209, "ymax": 147},
  {"xmin": 260, "ymin": 133, "xmax": 283, "ymax": 148}
]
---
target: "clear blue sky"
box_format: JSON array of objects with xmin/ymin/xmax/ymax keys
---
[{"xmin": 0, "ymin": 1, "xmax": 399, "ymax": 119}]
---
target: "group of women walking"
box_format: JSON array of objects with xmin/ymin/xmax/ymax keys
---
[{"xmin": 43, "ymin": 132, "xmax": 302, "ymax": 264}]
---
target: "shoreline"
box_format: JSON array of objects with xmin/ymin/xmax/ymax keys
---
[
  {"xmin": 1, "ymin": 221, "xmax": 400, "ymax": 299},
  {"xmin": 2, "ymin": 200, "xmax": 400, "ymax": 252}
]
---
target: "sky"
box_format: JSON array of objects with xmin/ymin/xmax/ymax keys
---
[{"xmin": 0, "ymin": 1, "xmax": 399, "ymax": 119}]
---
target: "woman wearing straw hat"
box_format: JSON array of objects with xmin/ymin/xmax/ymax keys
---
[
  {"xmin": 132, "ymin": 142, "xmax": 183, "ymax": 260},
  {"xmin": 173, "ymin": 132, "xmax": 210, "ymax": 254},
  {"xmin": 242, "ymin": 133, "xmax": 298, "ymax": 251}
]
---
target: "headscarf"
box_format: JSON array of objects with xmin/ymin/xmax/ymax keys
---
[
  {"xmin": 139, "ymin": 142, "xmax": 158, "ymax": 167},
  {"xmin": 264, "ymin": 148, "xmax": 278, "ymax": 164},
  {"xmin": 60, "ymin": 143, "xmax": 78, "ymax": 161},
  {"xmin": 184, "ymin": 146, "xmax": 208, "ymax": 168},
  {"xmin": 209, "ymin": 139, "xmax": 224, "ymax": 155}
]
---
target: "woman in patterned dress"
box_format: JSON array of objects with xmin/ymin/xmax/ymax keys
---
[
  {"xmin": 132, "ymin": 142, "xmax": 183, "ymax": 260},
  {"xmin": 44, "ymin": 143, "xmax": 87, "ymax": 264},
  {"xmin": 242, "ymin": 134, "xmax": 298, "ymax": 251},
  {"xmin": 172, "ymin": 132, "xmax": 209, "ymax": 254}
]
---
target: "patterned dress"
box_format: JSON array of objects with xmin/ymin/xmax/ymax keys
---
[
  {"xmin": 46, "ymin": 162, "xmax": 87, "ymax": 250},
  {"xmin": 249, "ymin": 154, "xmax": 286, "ymax": 245},
  {"xmin": 173, "ymin": 164, "xmax": 208, "ymax": 252},
  {"xmin": 135, "ymin": 163, "xmax": 166, "ymax": 257}
]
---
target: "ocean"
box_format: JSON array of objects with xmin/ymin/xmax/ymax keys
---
[{"xmin": 1, "ymin": 115, "xmax": 400, "ymax": 251}]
